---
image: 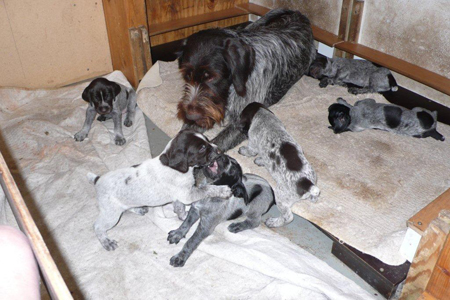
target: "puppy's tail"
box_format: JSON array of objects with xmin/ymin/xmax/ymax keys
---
[
  {"xmin": 87, "ymin": 172, "xmax": 100, "ymax": 185},
  {"xmin": 388, "ymin": 74, "xmax": 398, "ymax": 92}
]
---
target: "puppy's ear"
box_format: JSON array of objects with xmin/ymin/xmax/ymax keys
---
[
  {"xmin": 224, "ymin": 38, "xmax": 255, "ymax": 97},
  {"xmin": 159, "ymin": 152, "xmax": 189, "ymax": 173},
  {"xmin": 112, "ymin": 83, "xmax": 121, "ymax": 98},
  {"xmin": 232, "ymin": 181, "xmax": 249, "ymax": 205},
  {"xmin": 81, "ymin": 86, "xmax": 92, "ymax": 103}
]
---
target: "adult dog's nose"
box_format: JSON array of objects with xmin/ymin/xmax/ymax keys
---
[{"xmin": 185, "ymin": 112, "xmax": 202, "ymax": 121}]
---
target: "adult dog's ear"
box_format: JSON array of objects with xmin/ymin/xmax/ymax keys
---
[
  {"xmin": 232, "ymin": 181, "xmax": 249, "ymax": 204},
  {"xmin": 224, "ymin": 38, "xmax": 255, "ymax": 97},
  {"xmin": 159, "ymin": 151, "xmax": 189, "ymax": 173}
]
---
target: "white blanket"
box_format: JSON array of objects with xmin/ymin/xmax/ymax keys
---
[
  {"xmin": 0, "ymin": 71, "xmax": 374, "ymax": 299},
  {"xmin": 137, "ymin": 61, "xmax": 450, "ymax": 266}
]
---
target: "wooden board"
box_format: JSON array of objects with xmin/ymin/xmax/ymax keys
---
[
  {"xmin": 426, "ymin": 231, "xmax": 450, "ymax": 298},
  {"xmin": 0, "ymin": 151, "xmax": 72, "ymax": 299},
  {"xmin": 408, "ymin": 189, "xmax": 450, "ymax": 235}
]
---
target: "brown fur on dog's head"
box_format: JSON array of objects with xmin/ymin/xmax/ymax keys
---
[{"xmin": 177, "ymin": 29, "xmax": 255, "ymax": 129}]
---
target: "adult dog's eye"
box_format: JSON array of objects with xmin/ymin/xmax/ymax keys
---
[
  {"xmin": 199, "ymin": 145, "xmax": 206, "ymax": 153},
  {"xmin": 203, "ymin": 72, "xmax": 213, "ymax": 81}
]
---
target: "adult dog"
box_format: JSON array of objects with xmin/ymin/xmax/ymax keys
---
[
  {"xmin": 75, "ymin": 78, "xmax": 137, "ymax": 145},
  {"xmin": 328, "ymin": 98, "xmax": 445, "ymax": 141},
  {"xmin": 168, "ymin": 154, "xmax": 275, "ymax": 267},
  {"xmin": 88, "ymin": 129, "xmax": 232, "ymax": 251},
  {"xmin": 238, "ymin": 103, "xmax": 320, "ymax": 227},
  {"xmin": 177, "ymin": 8, "xmax": 316, "ymax": 151}
]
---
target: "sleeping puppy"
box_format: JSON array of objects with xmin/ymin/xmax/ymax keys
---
[
  {"xmin": 308, "ymin": 52, "xmax": 398, "ymax": 95},
  {"xmin": 328, "ymin": 97, "xmax": 445, "ymax": 141},
  {"xmin": 167, "ymin": 154, "xmax": 275, "ymax": 267},
  {"xmin": 87, "ymin": 129, "xmax": 232, "ymax": 251},
  {"xmin": 75, "ymin": 78, "xmax": 137, "ymax": 145},
  {"xmin": 237, "ymin": 103, "xmax": 320, "ymax": 228}
]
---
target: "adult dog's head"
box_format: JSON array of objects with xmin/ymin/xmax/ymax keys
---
[
  {"xmin": 82, "ymin": 78, "xmax": 121, "ymax": 115},
  {"xmin": 328, "ymin": 102, "xmax": 351, "ymax": 134},
  {"xmin": 177, "ymin": 29, "xmax": 255, "ymax": 129},
  {"xmin": 202, "ymin": 154, "xmax": 249, "ymax": 204},
  {"xmin": 160, "ymin": 129, "xmax": 221, "ymax": 173}
]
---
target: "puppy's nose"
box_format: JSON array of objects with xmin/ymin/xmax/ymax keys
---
[{"xmin": 98, "ymin": 106, "xmax": 110, "ymax": 114}]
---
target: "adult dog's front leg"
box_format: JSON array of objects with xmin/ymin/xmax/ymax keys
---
[
  {"xmin": 212, "ymin": 124, "xmax": 247, "ymax": 152},
  {"xmin": 189, "ymin": 185, "xmax": 232, "ymax": 202},
  {"xmin": 75, "ymin": 106, "xmax": 96, "ymax": 142},
  {"xmin": 124, "ymin": 89, "xmax": 137, "ymax": 127},
  {"xmin": 112, "ymin": 111, "xmax": 126, "ymax": 145}
]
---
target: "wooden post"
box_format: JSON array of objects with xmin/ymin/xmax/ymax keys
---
[
  {"xmin": 400, "ymin": 210, "xmax": 450, "ymax": 299},
  {"xmin": 102, "ymin": 0, "xmax": 149, "ymax": 88},
  {"xmin": 334, "ymin": 0, "xmax": 365, "ymax": 59}
]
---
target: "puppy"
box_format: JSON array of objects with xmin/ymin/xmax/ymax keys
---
[
  {"xmin": 177, "ymin": 8, "xmax": 316, "ymax": 151},
  {"xmin": 238, "ymin": 103, "xmax": 320, "ymax": 228},
  {"xmin": 328, "ymin": 98, "xmax": 445, "ymax": 141},
  {"xmin": 88, "ymin": 129, "xmax": 232, "ymax": 251},
  {"xmin": 75, "ymin": 78, "xmax": 137, "ymax": 145},
  {"xmin": 309, "ymin": 52, "xmax": 398, "ymax": 95},
  {"xmin": 167, "ymin": 154, "xmax": 275, "ymax": 267}
]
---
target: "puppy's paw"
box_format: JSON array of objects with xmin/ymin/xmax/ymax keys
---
[
  {"xmin": 74, "ymin": 131, "xmax": 87, "ymax": 142},
  {"xmin": 228, "ymin": 222, "xmax": 249, "ymax": 233},
  {"xmin": 238, "ymin": 146, "xmax": 248, "ymax": 156},
  {"xmin": 170, "ymin": 253, "xmax": 187, "ymax": 267},
  {"xmin": 254, "ymin": 157, "xmax": 265, "ymax": 167},
  {"xmin": 319, "ymin": 79, "xmax": 329, "ymax": 88},
  {"xmin": 124, "ymin": 118, "xmax": 133, "ymax": 127},
  {"xmin": 97, "ymin": 115, "xmax": 107, "ymax": 122},
  {"xmin": 348, "ymin": 87, "xmax": 359, "ymax": 95},
  {"xmin": 173, "ymin": 201, "xmax": 187, "ymax": 221},
  {"xmin": 129, "ymin": 207, "xmax": 149, "ymax": 215},
  {"xmin": 114, "ymin": 136, "xmax": 126, "ymax": 146},
  {"xmin": 217, "ymin": 186, "xmax": 232, "ymax": 199},
  {"xmin": 265, "ymin": 217, "xmax": 286, "ymax": 228},
  {"xmin": 167, "ymin": 229, "xmax": 184, "ymax": 244},
  {"xmin": 101, "ymin": 238, "xmax": 118, "ymax": 251}
]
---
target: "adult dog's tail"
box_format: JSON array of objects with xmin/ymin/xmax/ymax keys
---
[{"xmin": 87, "ymin": 172, "xmax": 100, "ymax": 185}]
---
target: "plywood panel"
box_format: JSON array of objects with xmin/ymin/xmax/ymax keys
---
[{"xmin": 0, "ymin": 0, "xmax": 112, "ymax": 89}]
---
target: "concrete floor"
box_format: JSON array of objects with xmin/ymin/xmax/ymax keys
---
[{"xmin": 144, "ymin": 115, "xmax": 385, "ymax": 299}]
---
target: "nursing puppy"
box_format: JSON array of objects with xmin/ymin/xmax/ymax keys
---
[
  {"xmin": 75, "ymin": 78, "xmax": 137, "ymax": 145},
  {"xmin": 177, "ymin": 8, "xmax": 316, "ymax": 151},
  {"xmin": 88, "ymin": 129, "xmax": 232, "ymax": 251},
  {"xmin": 328, "ymin": 98, "xmax": 445, "ymax": 141},
  {"xmin": 309, "ymin": 52, "xmax": 398, "ymax": 95},
  {"xmin": 167, "ymin": 154, "xmax": 275, "ymax": 267},
  {"xmin": 238, "ymin": 103, "xmax": 320, "ymax": 228}
]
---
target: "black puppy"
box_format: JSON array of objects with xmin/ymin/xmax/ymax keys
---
[
  {"xmin": 74, "ymin": 78, "xmax": 137, "ymax": 145},
  {"xmin": 168, "ymin": 154, "xmax": 275, "ymax": 267},
  {"xmin": 176, "ymin": 8, "xmax": 316, "ymax": 151},
  {"xmin": 328, "ymin": 97, "xmax": 445, "ymax": 141}
]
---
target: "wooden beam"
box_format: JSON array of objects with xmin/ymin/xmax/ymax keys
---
[
  {"xmin": 426, "ymin": 230, "xmax": 450, "ymax": 298},
  {"xmin": 335, "ymin": 0, "xmax": 352, "ymax": 58},
  {"xmin": 0, "ymin": 151, "xmax": 72, "ymax": 299},
  {"xmin": 409, "ymin": 189, "xmax": 450, "ymax": 235},
  {"xmin": 335, "ymin": 42, "xmax": 450, "ymax": 96}
]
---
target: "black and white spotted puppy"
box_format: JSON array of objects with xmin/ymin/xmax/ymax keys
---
[
  {"xmin": 75, "ymin": 78, "xmax": 137, "ymax": 145},
  {"xmin": 167, "ymin": 154, "xmax": 275, "ymax": 267},
  {"xmin": 308, "ymin": 52, "xmax": 398, "ymax": 95},
  {"xmin": 237, "ymin": 103, "xmax": 320, "ymax": 228},
  {"xmin": 328, "ymin": 98, "xmax": 445, "ymax": 141},
  {"xmin": 87, "ymin": 129, "xmax": 232, "ymax": 251}
]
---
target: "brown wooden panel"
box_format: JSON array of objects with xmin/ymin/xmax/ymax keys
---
[
  {"xmin": 335, "ymin": 0, "xmax": 352, "ymax": 58},
  {"xmin": 426, "ymin": 234, "xmax": 450, "ymax": 298},
  {"xmin": 408, "ymin": 189, "xmax": 450, "ymax": 235},
  {"xmin": 336, "ymin": 42, "xmax": 450, "ymax": 96},
  {"xmin": 150, "ymin": 15, "xmax": 248, "ymax": 46}
]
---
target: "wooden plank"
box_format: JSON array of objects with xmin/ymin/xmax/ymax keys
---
[
  {"xmin": 0, "ymin": 152, "xmax": 72, "ymax": 299},
  {"xmin": 426, "ymin": 231, "xmax": 450, "ymax": 298},
  {"xmin": 401, "ymin": 211, "xmax": 450, "ymax": 299},
  {"xmin": 408, "ymin": 189, "xmax": 450, "ymax": 235},
  {"xmin": 335, "ymin": 42, "xmax": 450, "ymax": 96},
  {"xmin": 236, "ymin": 2, "xmax": 270, "ymax": 16},
  {"xmin": 347, "ymin": 1, "xmax": 364, "ymax": 43},
  {"xmin": 334, "ymin": 0, "xmax": 352, "ymax": 58},
  {"xmin": 129, "ymin": 27, "xmax": 146, "ymax": 85},
  {"xmin": 102, "ymin": 0, "xmax": 148, "ymax": 88},
  {"xmin": 148, "ymin": 7, "xmax": 248, "ymax": 36},
  {"xmin": 140, "ymin": 26, "xmax": 153, "ymax": 73},
  {"xmin": 418, "ymin": 291, "xmax": 438, "ymax": 300}
]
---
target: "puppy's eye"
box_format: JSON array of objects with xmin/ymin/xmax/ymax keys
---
[{"xmin": 199, "ymin": 145, "xmax": 206, "ymax": 153}]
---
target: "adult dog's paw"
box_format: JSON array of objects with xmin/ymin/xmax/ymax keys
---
[
  {"xmin": 114, "ymin": 136, "xmax": 126, "ymax": 146},
  {"xmin": 101, "ymin": 238, "xmax": 118, "ymax": 251},
  {"xmin": 170, "ymin": 253, "xmax": 187, "ymax": 267},
  {"xmin": 74, "ymin": 131, "xmax": 87, "ymax": 142},
  {"xmin": 167, "ymin": 229, "xmax": 184, "ymax": 244}
]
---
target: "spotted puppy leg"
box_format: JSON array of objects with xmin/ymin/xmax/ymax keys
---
[
  {"xmin": 238, "ymin": 145, "xmax": 258, "ymax": 157},
  {"xmin": 265, "ymin": 188, "xmax": 294, "ymax": 228},
  {"xmin": 173, "ymin": 200, "xmax": 187, "ymax": 221}
]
